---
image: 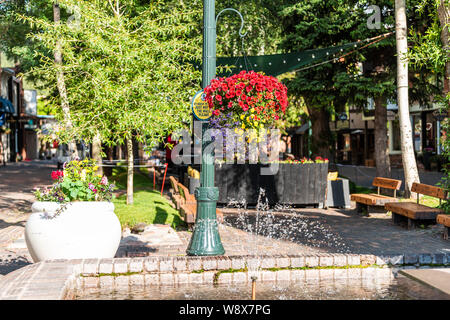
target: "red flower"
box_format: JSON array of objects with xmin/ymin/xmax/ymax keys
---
[
  {"xmin": 51, "ymin": 170, "xmax": 64, "ymax": 180},
  {"xmin": 204, "ymin": 71, "xmax": 288, "ymax": 129}
]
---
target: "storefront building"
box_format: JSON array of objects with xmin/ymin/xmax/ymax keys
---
[{"xmin": 331, "ymin": 99, "xmax": 447, "ymax": 170}]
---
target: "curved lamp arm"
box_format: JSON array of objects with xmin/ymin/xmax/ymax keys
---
[{"xmin": 215, "ymin": 8, "xmax": 247, "ymax": 38}]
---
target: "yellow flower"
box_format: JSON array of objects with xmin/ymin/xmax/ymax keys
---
[
  {"xmin": 241, "ymin": 123, "xmax": 246, "ymax": 129},
  {"xmin": 240, "ymin": 114, "xmax": 245, "ymax": 120},
  {"xmin": 80, "ymin": 169, "xmax": 87, "ymax": 181},
  {"xmin": 250, "ymin": 108, "xmax": 255, "ymax": 113},
  {"xmin": 93, "ymin": 166, "xmax": 99, "ymax": 171}
]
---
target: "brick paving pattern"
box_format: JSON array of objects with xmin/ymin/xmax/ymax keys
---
[
  {"xmin": 0, "ymin": 161, "xmax": 53, "ymax": 275},
  {"xmin": 120, "ymin": 208, "xmax": 449, "ymax": 258},
  {"xmin": 0, "ymin": 161, "xmax": 449, "ymax": 278}
]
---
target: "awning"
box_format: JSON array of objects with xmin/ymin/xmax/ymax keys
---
[
  {"xmin": 216, "ymin": 42, "xmax": 358, "ymax": 77},
  {"xmin": 294, "ymin": 123, "xmax": 310, "ymax": 134},
  {"xmin": 0, "ymin": 97, "xmax": 15, "ymax": 114}
]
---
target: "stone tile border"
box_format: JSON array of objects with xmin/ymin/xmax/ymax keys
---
[{"xmin": 0, "ymin": 253, "xmax": 449, "ymax": 300}]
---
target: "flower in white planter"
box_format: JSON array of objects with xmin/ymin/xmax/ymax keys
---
[{"xmin": 26, "ymin": 159, "xmax": 122, "ymax": 262}]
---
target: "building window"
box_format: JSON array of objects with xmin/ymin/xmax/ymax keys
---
[
  {"xmin": 388, "ymin": 119, "xmax": 401, "ymax": 154},
  {"xmin": 392, "ymin": 119, "xmax": 401, "ymax": 151},
  {"xmin": 413, "ymin": 116, "xmax": 422, "ymax": 152}
]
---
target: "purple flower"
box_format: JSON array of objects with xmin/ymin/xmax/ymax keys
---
[
  {"xmin": 100, "ymin": 176, "xmax": 108, "ymax": 185},
  {"xmin": 88, "ymin": 183, "xmax": 95, "ymax": 191}
]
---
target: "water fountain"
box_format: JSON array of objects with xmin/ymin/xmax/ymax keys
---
[{"xmin": 66, "ymin": 184, "xmax": 448, "ymax": 300}]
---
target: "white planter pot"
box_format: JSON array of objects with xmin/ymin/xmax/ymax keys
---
[{"xmin": 25, "ymin": 201, "xmax": 122, "ymax": 262}]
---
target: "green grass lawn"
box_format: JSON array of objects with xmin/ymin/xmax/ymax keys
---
[
  {"xmin": 399, "ymin": 194, "xmax": 442, "ymax": 208},
  {"xmin": 109, "ymin": 167, "xmax": 185, "ymax": 230}
]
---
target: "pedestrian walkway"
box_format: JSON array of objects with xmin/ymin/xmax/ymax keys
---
[
  {"xmin": 400, "ymin": 268, "xmax": 450, "ymax": 295},
  {"xmin": 0, "ymin": 160, "xmax": 448, "ymax": 278},
  {"xmin": 0, "ymin": 161, "xmax": 54, "ymax": 275},
  {"xmin": 117, "ymin": 207, "xmax": 450, "ymax": 258},
  {"xmin": 0, "ymin": 160, "xmax": 55, "ymax": 215},
  {"xmin": 0, "ymin": 214, "xmax": 31, "ymax": 275},
  {"xmin": 335, "ymin": 164, "xmax": 444, "ymax": 191}
]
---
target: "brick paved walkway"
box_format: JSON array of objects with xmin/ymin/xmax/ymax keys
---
[
  {"xmin": 0, "ymin": 161, "xmax": 54, "ymax": 215},
  {"xmin": 119, "ymin": 207, "xmax": 450, "ymax": 258},
  {"xmin": 0, "ymin": 215, "xmax": 32, "ymax": 275},
  {"xmin": 0, "ymin": 161, "xmax": 449, "ymax": 277},
  {"xmin": 0, "ymin": 161, "xmax": 54, "ymax": 275}
]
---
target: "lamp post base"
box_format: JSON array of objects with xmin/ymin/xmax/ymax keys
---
[{"xmin": 186, "ymin": 186, "xmax": 225, "ymax": 256}]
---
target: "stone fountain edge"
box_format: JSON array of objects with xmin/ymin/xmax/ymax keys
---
[{"xmin": 0, "ymin": 253, "xmax": 449, "ymax": 300}]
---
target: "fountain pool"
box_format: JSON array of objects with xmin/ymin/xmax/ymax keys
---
[{"xmin": 73, "ymin": 274, "xmax": 449, "ymax": 300}]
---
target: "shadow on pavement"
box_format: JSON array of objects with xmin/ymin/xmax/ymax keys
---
[
  {"xmin": 222, "ymin": 207, "xmax": 450, "ymax": 256},
  {"xmin": 0, "ymin": 256, "xmax": 32, "ymax": 275}
]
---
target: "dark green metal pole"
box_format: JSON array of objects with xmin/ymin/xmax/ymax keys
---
[{"xmin": 186, "ymin": 0, "xmax": 225, "ymax": 256}]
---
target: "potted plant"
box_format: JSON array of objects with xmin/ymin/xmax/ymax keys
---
[{"xmin": 25, "ymin": 159, "xmax": 121, "ymax": 262}]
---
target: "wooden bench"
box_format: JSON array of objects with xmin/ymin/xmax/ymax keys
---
[
  {"xmin": 169, "ymin": 176, "xmax": 184, "ymax": 210},
  {"xmin": 385, "ymin": 182, "xmax": 447, "ymax": 230},
  {"xmin": 350, "ymin": 177, "xmax": 402, "ymax": 215},
  {"xmin": 437, "ymin": 214, "xmax": 450, "ymax": 240},
  {"xmin": 177, "ymin": 182, "xmax": 223, "ymax": 230}
]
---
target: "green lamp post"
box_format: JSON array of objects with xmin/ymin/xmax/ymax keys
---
[
  {"xmin": 186, "ymin": 0, "xmax": 224, "ymax": 256},
  {"xmin": 186, "ymin": 1, "xmax": 246, "ymax": 255}
]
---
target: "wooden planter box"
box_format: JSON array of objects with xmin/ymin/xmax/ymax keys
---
[{"xmin": 214, "ymin": 163, "xmax": 329, "ymax": 206}]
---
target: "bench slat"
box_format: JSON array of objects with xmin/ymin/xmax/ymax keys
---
[
  {"xmin": 177, "ymin": 182, "xmax": 195, "ymax": 202},
  {"xmin": 351, "ymin": 193, "xmax": 399, "ymax": 206},
  {"xmin": 177, "ymin": 181, "xmax": 223, "ymax": 225},
  {"xmin": 169, "ymin": 176, "xmax": 178, "ymax": 193},
  {"xmin": 372, "ymin": 177, "xmax": 402, "ymax": 190},
  {"xmin": 411, "ymin": 182, "xmax": 448, "ymax": 200},
  {"xmin": 385, "ymin": 202, "xmax": 443, "ymax": 220},
  {"xmin": 180, "ymin": 202, "xmax": 223, "ymax": 224},
  {"xmin": 437, "ymin": 214, "xmax": 450, "ymax": 227}
]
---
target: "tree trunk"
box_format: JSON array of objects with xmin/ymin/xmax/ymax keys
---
[
  {"xmin": 53, "ymin": 2, "xmax": 78, "ymax": 159},
  {"xmin": 307, "ymin": 105, "xmax": 332, "ymax": 159},
  {"xmin": 438, "ymin": 0, "xmax": 450, "ymax": 96},
  {"xmin": 126, "ymin": 137, "xmax": 134, "ymax": 205},
  {"xmin": 395, "ymin": 0, "xmax": 420, "ymax": 198},
  {"xmin": 92, "ymin": 132, "xmax": 103, "ymax": 176},
  {"xmin": 374, "ymin": 96, "xmax": 391, "ymax": 178}
]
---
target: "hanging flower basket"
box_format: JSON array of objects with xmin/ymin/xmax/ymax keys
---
[{"xmin": 204, "ymin": 70, "xmax": 288, "ymax": 131}]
